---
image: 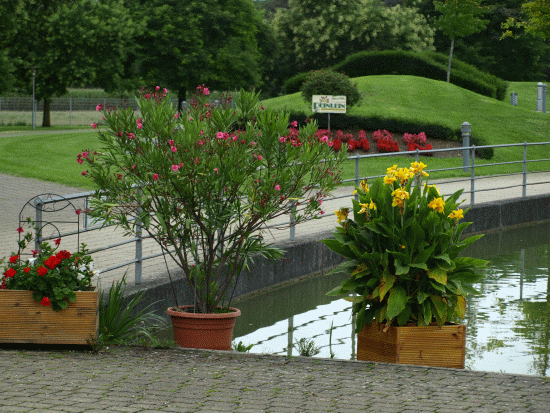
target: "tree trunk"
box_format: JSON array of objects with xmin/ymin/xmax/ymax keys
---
[
  {"xmin": 42, "ymin": 97, "xmax": 51, "ymax": 127},
  {"xmin": 447, "ymin": 38, "xmax": 454, "ymax": 83}
]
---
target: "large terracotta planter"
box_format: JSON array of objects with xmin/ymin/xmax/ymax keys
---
[
  {"xmin": 167, "ymin": 305, "xmax": 241, "ymax": 350},
  {"xmin": 0, "ymin": 290, "xmax": 99, "ymax": 345},
  {"xmin": 357, "ymin": 321, "xmax": 466, "ymax": 369}
]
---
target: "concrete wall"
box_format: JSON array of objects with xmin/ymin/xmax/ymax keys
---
[{"xmin": 124, "ymin": 194, "xmax": 550, "ymax": 316}]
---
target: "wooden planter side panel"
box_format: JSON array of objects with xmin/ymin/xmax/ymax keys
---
[
  {"xmin": 0, "ymin": 290, "xmax": 99, "ymax": 345},
  {"xmin": 358, "ymin": 322, "xmax": 466, "ymax": 369}
]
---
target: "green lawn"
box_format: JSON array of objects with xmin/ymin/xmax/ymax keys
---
[
  {"xmin": 0, "ymin": 131, "xmax": 99, "ymax": 188},
  {"xmin": 0, "ymin": 76, "xmax": 549, "ymax": 188}
]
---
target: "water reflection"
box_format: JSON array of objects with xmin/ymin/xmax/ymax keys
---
[{"xmin": 232, "ymin": 222, "xmax": 550, "ymax": 376}]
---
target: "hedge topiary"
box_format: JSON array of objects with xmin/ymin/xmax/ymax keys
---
[
  {"xmin": 285, "ymin": 50, "xmax": 508, "ymax": 102},
  {"xmin": 300, "ymin": 69, "xmax": 361, "ymax": 107}
]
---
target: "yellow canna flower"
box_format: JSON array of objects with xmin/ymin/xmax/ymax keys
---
[
  {"xmin": 335, "ymin": 208, "xmax": 349, "ymax": 223},
  {"xmin": 391, "ymin": 188, "xmax": 409, "ymax": 209},
  {"xmin": 358, "ymin": 203, "xmax": 370, "ymax": 214},
  {"xmin": 428, "ymin": 197, "xmax": 445, "ymax": 213},
  {"xmin": 384, "ymin": 175, "xmax": 397, "ymax": 185},
  {"xmin": 369, "ymin": 200, "xmax": 376, "ymax": 210},
  {"xmin": 410, "ymin": 161, "xmax": 429, "ymax": 177},
  {"xmin": 386, "ymin": 164, "xmax": 398, "ymax": 175},
  {"xmin": 359, "ymin": 180, "xmax": 368, "ymax": 192},
  {"xmin": 449, "ymin": 209, "xmax": 464, "ymax": 220}
]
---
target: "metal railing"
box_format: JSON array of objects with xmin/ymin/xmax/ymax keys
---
[{"xmin": 26, "ymin": 142, "xmax": 550, "ymax": 285}]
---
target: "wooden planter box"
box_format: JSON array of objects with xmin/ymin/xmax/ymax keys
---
[
  {"xmin": 0, "ymin": 290, "xmax": 99, "ymax": 345},
  {"xmin": 357, "ymin": 321, "xmax": 466, "ymax": 369}
]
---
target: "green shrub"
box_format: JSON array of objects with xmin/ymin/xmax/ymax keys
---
[
  {"xmin": 300, "ymin": 69, "xmax": 361, "ymax": 107},
  {"xmin": 470, "ymin": 135, "xmax": 494, "ymax": 160}
]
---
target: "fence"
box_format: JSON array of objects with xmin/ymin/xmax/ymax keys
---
[{"xmin": 21, "ymin": 142, "xmax": 550, "ymax": 286}]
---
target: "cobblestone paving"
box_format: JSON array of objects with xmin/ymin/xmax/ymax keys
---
[{"xmin": 0, "ymin": 347, "xmax": 549, "ymax": 413}]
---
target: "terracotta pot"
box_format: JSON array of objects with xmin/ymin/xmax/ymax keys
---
[
  {"xmin": 167, "ymin": 305, "xmax": 241, "ymax": 350},
  {"xmin": 357, "ymin": 321, "xmax": 466, "ymax": 369},
  {"xmin": 0, "ymin": 290, "xmax": 99, "ymax": 345}
]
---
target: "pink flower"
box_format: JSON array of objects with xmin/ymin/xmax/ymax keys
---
[
  {"xmin": 203, "ymin": 87, "xmax": 210, "ymax": 95},
  {"xmin": 171, "ymin": 165, "xmax": 179, "ymax": 172},
  {"xmin": 156, "ymin": 86, "xmax": 160, "ymax": 91},
  {"xmin": 174, "ymin": 112, "xmax": 179, "ymax": 119},
  {"xmin": 290, "ymin": 121, "xmax": 297, "ymax": 128},
  {"xmin": 91, "ymin": 122, "xmax": 98, "ymax": 129},
  {"xmin": 16, "ymin": 226, "xmax": 24, "ymax": 234},
  {"xmin": 95, "ymin": 104, "xmax": 102, "ymax": 112},
  {"xmin": 213, "ymin": 168, "xmax": 219, "ymax": 173},
  {"xmin": 279, "ymin": 137, "xmax": 286, "ymax": 143},
  {"xmin": 198, "ymin": 140, "xmax": 204, "ymax": 145},
  {"xmin": 144, "ymin": 93, "xmax": 151, "ymax": 100},
  {"xmin": 274, "ymin": 184, "xmax": 281, "ymax": 191},
  {"xmin": 320, "ymin": 210, "xmax": 325, "ymax": 215},
  {"xmin": 75, "ymin": 209, "xmax": 81, "ymax": 215},
  {"xmin": 257, "ymin": 155, "xmax": 263, "ymax": 161},
  {"xmin": 163, "ymin": 88, "xmax": 168, "ymax": 94},
  {"xmin": 194, "ymin": 158, "xmax": 199, "ymax": 164},
  {"xmin": 320, "ymin": 135, "xmax": 329, "ymax": 142},
  {"xmin": 127, "ymin": 132, "xmax": 135, "ymax": 140},
  {"xmin": 169, "ymin": 140, "xmax": 174, "ymax": 145},
  {"xmin": 216, "ymin": 132, "xmax": 225, "ymax": 139},
  {"xmin": 153, "ymin": 173, "xmax": 159, "ymax": 181},
  {"xmin": 77, "ymin": 158, "xmax": 83, "ymax": 165},
  {"xmin": 81, "ymin": 171, "xmax": 87, "ymax": 176},
  {"xmin": 31, "ymin": 249, "xmax": 38, "ymax": 257},
  {"xmin": 171, "ymin": 146, "xmax": 177, "ymax": 153},
  {"xmin": 137, "ymin": 118, "xmax": 143, "ymax": 129}
]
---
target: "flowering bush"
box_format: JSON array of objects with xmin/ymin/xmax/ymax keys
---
[
  {"xmin": 407, "ymin": 142, "xmax": 434, "ymax": 155},
  {"xmin": 323, "ymin": 162, "xmax": 487, "ymax": 332},
  {"xmin": 372, "ymin": 129, "xmax": 393, "ymax": 142},
  {"xmin": 403, "ymin": 132, "xmax": 427, "ymax": 146},
  {"xmin": 1, "ymin": 225, "xmax": 96, "ymax": 311},
  {"xmin": 80, "ymin": 86, "xmax": 347, "ymax": 313},
  {"xmin": 376, "ymin": 136, "xmax": 400, "ymax": 153}
]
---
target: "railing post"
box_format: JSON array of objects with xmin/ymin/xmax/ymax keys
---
[
  {"xmin": 355, "ymin": 157, "xmax": 360, "ymax": 201},
  {"xmin": 290, "ymin": 201, "xmax": 296, "ymax": 241},
  {"xmin": 135, "ymin": 189, "xmax": 143, "ymax": 285},
  {"xmin": 522, "ymin": 142, "xmax": 527, "ymax": 198},
  {"xmin": 462, "ymin": 122, "xmax": 471, "ymax": 172},
  {"xmin": 470, "ymin": 145, "xmax": 476, "ymax": 205}
]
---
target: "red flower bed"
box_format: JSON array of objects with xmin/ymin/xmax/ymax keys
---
[
  {"xmin": 377, "ymin": 137, "xmax": 400, "ymax": 153},
  {"xmin": 407, "ymin": 142, "xmax": 434, "ymax": 156}
]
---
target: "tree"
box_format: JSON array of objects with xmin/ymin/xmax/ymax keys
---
[
  {"xmin": 9, "ymin": 0, "xmax": 137, "ymax": 126},
  {"xmin": 0, "ymin": 0, "xmax": 25, "ymax": 94},
  {"xmin": 268, "ymin": 0, "xmax": 434, "ymax": 95},
  {"xmin": 434, "ymin": 0, "xmax": 491, "ymax": 82},
  {"xmin": 404, "ymin": 0, "xmax": 550, "ymax": 81},
  {"xmin": 126, "ymin": 0, "xmax": 272, "ymax": 110},
  {"xmin": 503, "ymin": 0, "xmax": 550, "ymax": 39}
]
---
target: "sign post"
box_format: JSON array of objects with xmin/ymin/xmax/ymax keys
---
[{"xmin": 312, "ymin": 95, "xmax": 346, "ymax": 131}]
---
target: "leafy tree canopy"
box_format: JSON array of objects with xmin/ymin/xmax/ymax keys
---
[{"xmin": 8, "ymin": 0, "xmax": 137, "ymax": 126}]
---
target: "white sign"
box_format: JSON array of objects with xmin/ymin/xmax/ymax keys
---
[{"xmin": 312, "ymin": 95, "xmax": 347, "ymax": 113}]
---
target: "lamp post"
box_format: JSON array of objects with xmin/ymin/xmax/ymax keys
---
[{"xmin": 32, "ymin": 67, "xmax": 36, "ymax": 130}]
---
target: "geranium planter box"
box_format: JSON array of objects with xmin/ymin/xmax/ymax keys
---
[
  {"xmin": 0, "ymin": 290, "xmax": 99, "ymax": 345},
  {"xmin": 357, "ymin": 322, "xmax": 466, "ymax": 369}
]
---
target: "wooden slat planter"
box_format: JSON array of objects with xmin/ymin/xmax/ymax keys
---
[
  {"xmin": 0, "ymin": 290, "xmax": 99, "ymax": 345},
  {"xmin": 357, "ymin": 321, "xmax": 466, "ymax": 369}
]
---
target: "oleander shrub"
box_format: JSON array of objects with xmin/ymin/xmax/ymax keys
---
[{"xmin": 300, "ymin": 69, "xmax": 361, "ymax": 107}]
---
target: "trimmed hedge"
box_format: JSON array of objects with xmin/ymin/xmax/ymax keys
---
[
  {"xmin": 286, "ymin": 110, "xmax": 494, "ymax": 159},
  {"xmin": 284, "ymin": 50, "xmax": 508, "ymax": 101}
]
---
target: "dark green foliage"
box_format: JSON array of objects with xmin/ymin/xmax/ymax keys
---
[
  {"xmin": 300, "ymin": 69, "xmax": 361, "ymax": 107},
  {"xmin": 285, "ymin": 50, "xmax": 508, "ymax": 101},
  {"xmin": 470, "ymin": 135, "xmax": 494, "ymax": 160}
]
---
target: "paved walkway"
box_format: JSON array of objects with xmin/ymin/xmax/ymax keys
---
[
  {"xmin": 2, "ymin": 172, "xmax": 550, "ymax": 413},
  {"xmin": 0, "ymin": 347, "xmax": 548, "ymax": 413}
]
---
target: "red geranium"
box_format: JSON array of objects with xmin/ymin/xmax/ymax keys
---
[
  {"xmin": 9, "ymin": 255, "xmax": 18, "ymax": 264},
  {"xmin": 56, "ymin": 250, "xmax": 71, "ymax": 260},
  {"xmin": 40, "ymin": 297, "xmax": 51, "ymax": 307},
  {"xmin": 37, "ymin": 266, "xmax": 48, "ymax": 276},
  {"xmin": 44, "ymin": 255, "xmax": 62, "ymax": 270},
  {"xmin": 359, "ymin": 138, "xmax": 370, "ymax": 151},
  {"xmin": 3, "ymin": 268, "xmax": 16, "ymax": 278},
  {"xmin": 332, "ymin": 138, "xmax": 342, "ymax": 152}
]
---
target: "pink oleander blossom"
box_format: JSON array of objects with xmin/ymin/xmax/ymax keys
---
[
  {"xmin": 171, "ymin": 146, "xmax": 177, "ymax": 153},
  {"xmin": 153, "ymin": 173, "xmax": 159, "ymax": 181},
  {"xmin": 274, "ymin": 184, "xmax": 281, "ymax": 191},
  {"xmin": 171, "ymin": 165, "xmax": 179, "ymax": 172},
  {"xmin": 91, "ymin": 122, "xmax": 98, "ymax": 129}
]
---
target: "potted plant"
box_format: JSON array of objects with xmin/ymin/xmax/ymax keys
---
[
  {"xmin": 323, "ymin": 162, "xmax": 488, "ymax": 368},
  {"xmin": 79, "ymin": 85, "xmax": 347, "ymax": 350},
  {"xmin": 0, "ymin": 222, "xmax": 98, "ymax": 345}
]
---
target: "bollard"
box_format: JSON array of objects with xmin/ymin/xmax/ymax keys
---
[
  {"xmin": 510, "ymin": 92, "xmax": 518, "ymax": 106},
  {"xmin": 536, "ymin": 82, "xmax": 547, "ymax": 112},
  {"xmin": 461, "ymin": 122, "xmax": 471, "ymax": 172}
]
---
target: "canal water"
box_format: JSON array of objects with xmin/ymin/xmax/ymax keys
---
[{"xmin": 231, "ymin": 222, "xmax": 550, "ymax": 376}]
